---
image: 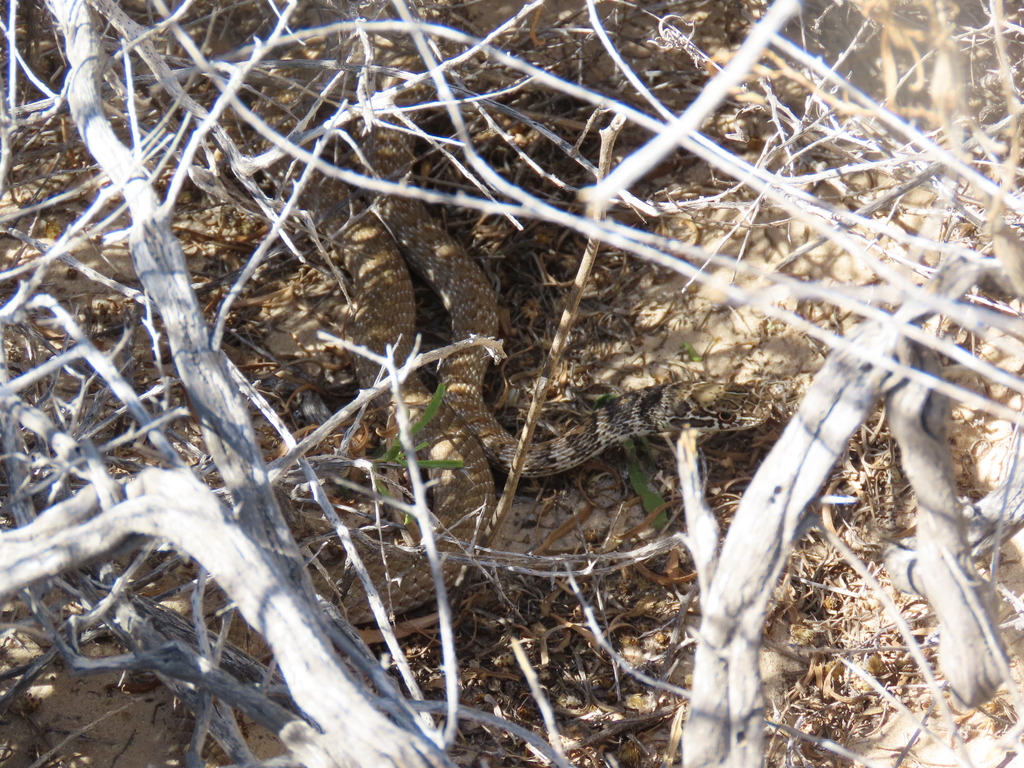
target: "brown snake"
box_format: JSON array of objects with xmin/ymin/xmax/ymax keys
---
[{"xmin": 333, "ymin": 127, "xmax": 768, "ymax": 623}]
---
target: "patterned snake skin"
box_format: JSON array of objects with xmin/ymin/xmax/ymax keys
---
[{"xmin": 334, "ymin": 127, "xmax": 768, "ymax": 622}]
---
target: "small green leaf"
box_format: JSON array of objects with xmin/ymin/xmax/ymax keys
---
[
  {"xmin": 412, "ymin": 382, "xmax": 446, "ymax": 436},
  {"xmin": 381, "ymin": 438, "xmax": 431, "ymax": 464},
  {"xmin": 408, "ymin": 459, "xmax": 465, "ymax": 470},
  {"xmin": 622, "ymin": 438, "xmax": 668, "ymax": 529},
  {"xmin": 380, "ymin": 443, "xmax": 403, "ymax": 463},
  {"xmin": 680, "ymin": 341, "xmax": 702, "ymax": 363},
  {"xmin": 374, "ymin": 382, "xmax": 465, "ymax": 470},
  {"xmin": 394, "ymin": 454, "xmax": 460, "ymax": 469}
]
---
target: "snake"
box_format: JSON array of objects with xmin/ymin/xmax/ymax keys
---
[{"xmin": 331, "ymin": 125, "xmax": 768, "ymax": 623}]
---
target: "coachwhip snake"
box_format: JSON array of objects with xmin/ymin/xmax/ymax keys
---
[{"xmin": 330, "ymin": 125, "xmax": 768, "ymax": 623}]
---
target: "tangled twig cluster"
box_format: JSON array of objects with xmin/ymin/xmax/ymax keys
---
[{"xmin": 1, "ymin": 0, "xmax": 1024, "ymax": 766}]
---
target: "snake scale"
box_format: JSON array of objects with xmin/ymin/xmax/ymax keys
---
[{"xmin": 332, "ymin": 123, "xmax": 767, "ymax": 623}]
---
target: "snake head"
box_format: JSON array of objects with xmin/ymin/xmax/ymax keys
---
[{"xmin": 668, "ymin": 382, "xmax": 769, "ymax": 432}]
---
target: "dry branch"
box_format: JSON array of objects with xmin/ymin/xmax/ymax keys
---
[
  {"xmin": 2, "ymin": 0, "xmax": 1024, "ymax": 766},
  {"xmin": 25, "ymin": 0, "xmax": 456, "ymax": 764},
  {"xmin": 0, "ymin": 467, "xmax": 453, "ymax": 767}
]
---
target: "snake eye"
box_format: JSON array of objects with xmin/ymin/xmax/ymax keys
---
[{"xmin": 718, "ymin": 411, "xmax": 736, "ymax": 423}]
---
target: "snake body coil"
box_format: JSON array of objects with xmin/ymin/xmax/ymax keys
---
[{"xmin": 333, "ymin": 127, "xmax": 766, "ymax": 621}]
